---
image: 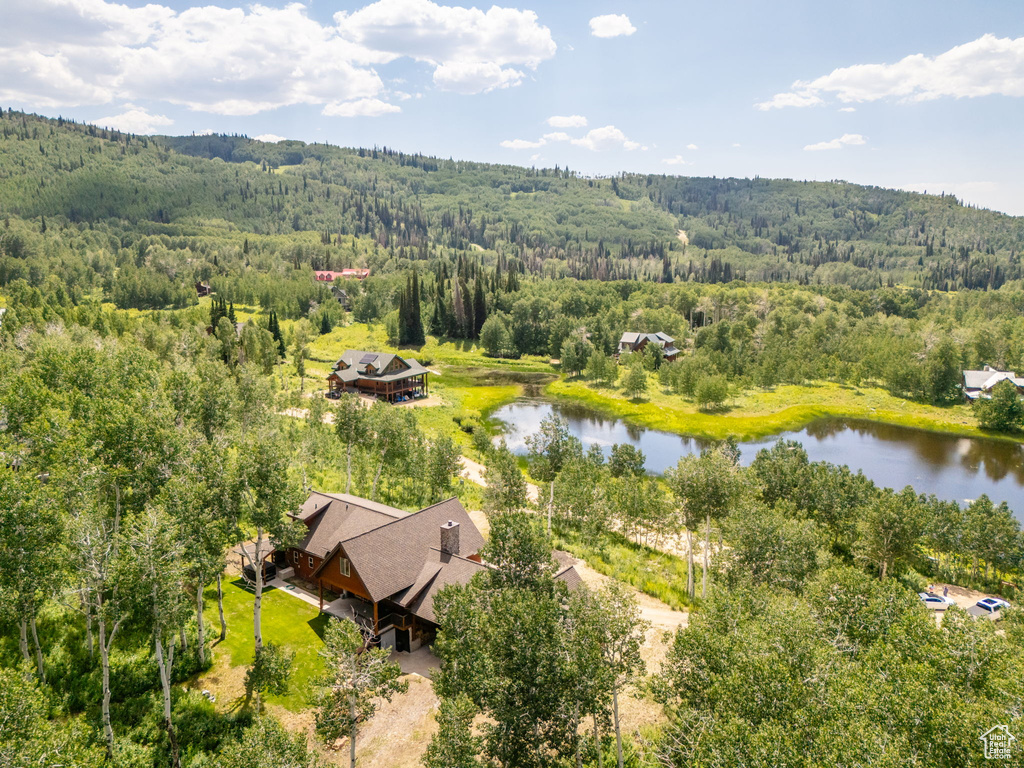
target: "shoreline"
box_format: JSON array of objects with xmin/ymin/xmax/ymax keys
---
[{"xmin": 542, "ymin": 377, "xmax": 1024, "ymax": 446}]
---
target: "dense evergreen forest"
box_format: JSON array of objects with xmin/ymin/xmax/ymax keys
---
[
  {"xmin": 2, "ymin": 108, "xmax": 1023, "ymax": 297},
  {"xmin": 1, "ymin": 109, "xmax": 1023, "ymax": 767}
]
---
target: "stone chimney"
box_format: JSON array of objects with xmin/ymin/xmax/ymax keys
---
[{"xmin": 440, "ymin": 520, "xmax": 460, "ymax": 556}]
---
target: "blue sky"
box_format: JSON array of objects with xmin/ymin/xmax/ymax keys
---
[{"xmin": 3, "ymin": 0, "xmax": 1023, "ymax": 213}]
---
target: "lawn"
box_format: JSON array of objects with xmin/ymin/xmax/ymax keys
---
[
  {"xmin": 547, "ymin": 375, "xmax": 1024, "ymax": 444},
  {"xmin": 202, "ymin": 579, "xmax": 328, "ymax": 712}
]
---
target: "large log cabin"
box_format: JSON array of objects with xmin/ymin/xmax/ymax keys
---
[
  {"xmin": 617, "ymin": 332, "xmax": 679, "ymax": 362},
  {"xmin": 277, "ymin": 491, "xmax": 580, "ymax": 652},
  {"xmin": 326, "ymin": 350, "xmax": 428, "ymax": 403}
]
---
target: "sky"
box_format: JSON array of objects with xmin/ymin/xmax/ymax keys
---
[{"xmin": 2, "ymin": 0, "xmax": 1024, "ymax": 214}]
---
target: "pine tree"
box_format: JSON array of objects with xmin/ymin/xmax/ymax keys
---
[
  {"xmin": 397, "ymin": 285, "xmax": 409, "ymax": 345},
  {"xmin": 319, "ymin": 312, "xmax": 332, "ymax": 336},
  {"xmin": 408, "ymin": 271, "xmax": 425, "ymax": 346},
  {"xmin": 472, "ymin": 279, "xmax": 487, "ymax": 338},
  {"xmin": 268, "ymin": 311, "xmax": 285, "ymax": 359},
  {"xmin": 228, "ymin": 302, "xmax": 237, "ymax": 324}
]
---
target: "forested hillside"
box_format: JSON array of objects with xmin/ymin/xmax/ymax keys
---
[{"xmin": 1, "ymin": 109, "xmax": 1022, "ymax": 295}]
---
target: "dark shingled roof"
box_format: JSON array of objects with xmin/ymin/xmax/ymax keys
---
[
  {"xmin": 333, "ymin": 349, "xmax": 428, "ymax": 382},
  {"xmin": 554, "ymin": 565, "xmax": 584, "ymax": 592},
  {"xmin": 395, "ymin": 548, "xmax": 490, "ymax": 624},
  {"xmin": 294, "ymin": 492, "xmax": 407, "ymax": 559},
  {"xmin": 340, "ymin": 497, "xmax": 484, "ymax": 603}
]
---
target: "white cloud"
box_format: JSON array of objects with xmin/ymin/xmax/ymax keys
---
[
  {"xmin": 195, "ymin": 128, "xmax": 214, "ymax": 136},
  {"xmin": 432, "ymin": 61, "xmax": 523, "ymax": 93},
  {"xmin": 500, "ymin": 137, "xmax": 545, "ymax": 149},
  {"xmin": 254, "ymin": 133, "xmax": 288, "ymax": 143},
  {"xmin": 337, "ymin": 0, "xmax": 555, "ymax": 93},
  {"xmin": 732, "ymin": 143, "xmax": 741, "ymax": 147},
  {"xmin": 571, "ymin": 125, "xmax": 642, "ymax": 151},
  {"xmin": 547, "ymin": 114, "xmax": 587, "ymax": 128},
  {"xmin": 94, "ymin": 106, "xmax": 172, "ymax": 134},
  {"xmin": 758, "ymin": 34, "xmax": 1024, "ymax": 110},
  {"xmin": 542, "ymin": 131, "xmax": 571, "ymax": 142},
  {"xmin": 686, "ymin": 143, "xmax": 698, "ymax": 150},
  {"xmin": 322, "ymin": 98, "xmax": 401, "ymax": 117},
  {"xmin": 0, "ymin": 0, "xmax": 556, "ymax": 113},
  {"xmin": 756, "ymin": 91, "xmax": 823, "ymax": 111},
  {"xmin": 589, "ymin": 14, "xmax": 636, "ymax": 38},
  {"xmin": 803, "ymin": 133, "xmax": 867, "ymax": 151},
  {"xmin": 662, "ymin": 155, "xmax": 688, "ymax": 166},
  {"xmin": 839, "ymin": 107, "xmax": 856, "ymax": 112}
]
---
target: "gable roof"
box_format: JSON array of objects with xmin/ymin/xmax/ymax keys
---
[
  {"xmin": 554, "ymin": 565, "xmax": 584, "ymax": 592},
  {"xmin": 395, "ymin": 548, "xmax": 490, "ymax": 624},
  {"xmin": 619, "ymin": 331, "xmax": 675, "ymax": 348},
  {"xmin": 963, "ymin": 367, "xmax": 1024, "ymax": 391},
  {"xmin": 333, "ymin": 350, "xmax": 428, "ymax": 382},
  {"xmin": 294, "ymin": 492, "xmax": 408, "ymax": 559},
  {"xmin": 339, "ymin": 497, "xmax": 484, "ymax": 603}
]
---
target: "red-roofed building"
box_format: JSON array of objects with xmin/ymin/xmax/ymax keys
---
[{"xmin": 314, "ymin": 269, "xmax": 370, "ymax": 282}]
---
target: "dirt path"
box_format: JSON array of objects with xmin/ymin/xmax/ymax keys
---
[{"xmin": 460, "ymin": 456, "xmax": 541, "ymax": 503}]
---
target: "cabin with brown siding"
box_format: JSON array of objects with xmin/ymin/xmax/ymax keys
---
[
  {"xmin": 280, "ymin": 492, "xmax": 486, "ymax": 651},
  {"xmin": 326, "ymin": 350, "xmax": 429, "ymax": 403}
]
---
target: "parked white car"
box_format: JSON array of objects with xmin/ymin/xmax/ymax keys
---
[
  {"xmin": 969, "ymin": 597, "xmax": 1010, "ymax": 617},
  {"xmin": 919, "ymin": 592, "xmax": 955, "ymax": 610}
]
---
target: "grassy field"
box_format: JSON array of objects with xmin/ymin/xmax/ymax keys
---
[
  {"xmin": 553, "ymin": 527, "xmax": 694, "ymax": 610},
  {"xmin": 284, "ymin": 322, "xmax": 555, "ymax": 459},
  {"xmin": 202, "ymin": 579, "xmax": 327, "ymax": 712},
  {"xmin": 547, "ymin": 375, "xmax": 1024, "ymax": 444}
]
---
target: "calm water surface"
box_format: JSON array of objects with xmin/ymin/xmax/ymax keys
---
[{"xmin": 493, "ymin": 399, "xmax": 1024, "ymax": 521}]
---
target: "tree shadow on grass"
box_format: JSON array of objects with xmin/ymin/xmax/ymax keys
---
[
  {"xmin": 697, "ymin": 403, "xmax": 736, "ymax": 415},
  {"xmin": 307, "ymin": 612, "xmax": 330, "ymax": 641}
]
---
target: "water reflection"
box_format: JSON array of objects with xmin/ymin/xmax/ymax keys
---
[{"xmin": 492, "ymin": 400, "xmax": 1023, "ymax": 521}]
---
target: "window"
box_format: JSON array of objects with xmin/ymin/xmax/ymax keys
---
[
  {"xmin": 293, "ymin": 551, "xmax": 298, "ymax": 564},
  {"xmin": 308, "ymin": 556, "xmax": 314, "ymax": 569},
  {"xmin": 339, "ymin": 557, "xmax": 350, "ymax": 577}
]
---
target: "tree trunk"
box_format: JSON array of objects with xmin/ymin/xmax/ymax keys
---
[
  {"xmin": 155, "ymin": 636, "xmax": 180, "ymax": 768},
  {"xmin": 217, "ymin": 574, "xmax": 227, "ymax": 641},
  {"xmin": 98, "ymin": 616, "xmax": 115, "ymax": 758},
  {"xmin": 593, "ymin": 712, "xmax": 603, "ymax": 768},
  {"xmin": 372, "ymin": 449, "xmax": 386, "ymax": 500},
  {"xmin": 179, "ymin": 625, "xmax": 188, "ymax": 652},
  {"xmin": 253, "ymin": 532, "xmax": 264, "ymax": 651},
  {"xmin": 574, "ymin": 702, "xmax": 583, "ymax": 768},
  {"xmin": 83, "ymin": 592, "xmax": 95, "ymax": 657},
  {"xmin": 881, "ymin": 559, "xmax": 888, "ymax": 580},
  {"xmin": 18, "ymin": 618, "xmax": 30, "ymax": 664},
  {"xmin": 30, "ymin": 616, "xmax": 45, "ymax": 681},
  {"xmin": 686, "ymin": 528, "xmax": 695, "ymax": 598},
  {"xmin": 239, "ymin": 534, "xmax": 265, "ymax": 650},
  {"xmin": 702, "ymin": 513, "xmax": 710, "ymax": 599},
  {"xmin": 345, "ymin": 443, "xmax": 353, "ymax": 493},
  {"xmin": 349, "ymin": 693, "xmax": 358, "ymax": 768},
  {"xmin": 196, "ymin": 581, "xmax": 206, "ymax": 667},
  {"xmin": 547, "ymin": 481, "xmax": 554, "ymax": 534},
  {"xmin": 613, "ymin": 682, "xmax": 623, "ymax": 768}
]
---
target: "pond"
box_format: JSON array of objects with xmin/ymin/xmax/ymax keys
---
[{"xmin": 492, "ymin": 399, "xmax": 1024, "ymax": 522}]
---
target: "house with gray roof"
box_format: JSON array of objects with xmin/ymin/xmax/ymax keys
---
[
  {"xmin": 326, "ymin": 349, "xmax": 428, "ymax": 403},
  {"xmin": 617, "ymin": 331, "xmax": 680, "ymax": 361},
  {"xmin": 278, "ymin": 490, "xmax": 580, "ymax": 652},
  {"xmin": 962, "ymin": 365, "xmax": 1024, "ymax": 401}
]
